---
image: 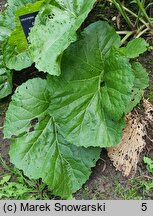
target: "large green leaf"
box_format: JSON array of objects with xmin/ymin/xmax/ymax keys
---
[
  {"xmin": 29, "ymin": 0, "xmax": 96, "ymax": 75},
  {"xmin": 3, "ymin": 1, "xmax": 44, "ymax": 70},
  {"xmin": 0, "ymin": 51, "xmax": 12, "ymax": 99},
  {"xmin": 47, "ymin": 21, "xmax": 133, "ymax": 148},
  {"xmin": 4, "ymin": 78, "xmax": 101, "ymax": 198}
]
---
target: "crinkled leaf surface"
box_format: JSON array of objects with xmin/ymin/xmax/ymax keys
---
[
  {"xmin": 0, "ymin": 9, "xmax": 12, "ymax": 42},
  {"xmin": 125, "ymin": 62, "xmax": 149, "ymax": 113},
  {"xmin": 0, "ymin": 26, "xmax": 11, "ymax": 42},
  {"xmin": 47, "ymin": 21, "xmax": 134, "ymax": 148},
  {"xmin": 29, "ymin": 0, "xmax": 96, "ymax": 75},
  {"xmin": 4, "ymin": 78, "xmax": 101, "ymax": 198},
  {"xmin": 3, "ymin": 45, "xmax": 33, "ymax": 71},
  {"xmin": 120, "ymin": 38, "xmax": 149, "ymax": 59},
  {"xmin": 3, "ymin": 1, "xmax": 44, "ymax": 71},
  {"xmin": 0, "ymin": 51, "xmax": 12, "ymax": 99}
]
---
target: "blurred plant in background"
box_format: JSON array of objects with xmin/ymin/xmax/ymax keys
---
[{"xmin": 104, "ymin": 0, "xmax": 153, "ymax": 42}]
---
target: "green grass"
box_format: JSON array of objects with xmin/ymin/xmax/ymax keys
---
[{"xmin": 0, "ymin": 155, "xmax": 55, "ymax": 200}]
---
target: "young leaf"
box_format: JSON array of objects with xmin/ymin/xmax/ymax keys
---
[
  {"xmin": 125, "ymin": 62, "xmax": 149, "ymax": 113},
  {"xmin": 120, "ymin": 38, "xmax": 149, "ymax": 59},
  {"xmin": 4, "ymin": 78, "xmax": 101, "ymax": 198},
  {"xmin": 29, "ymin": 0, "xmax": 97, "ymax": 75},
  {"xmin": 47, "ymin": 21, "xmax": 133, "ymax": 148}
]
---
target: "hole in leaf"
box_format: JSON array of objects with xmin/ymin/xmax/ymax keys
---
[
  {"xmin": 29, "ymin": 127, "xmax": 35, "ymax": 132},
  {"xmin": 30, "ymin": 118, "xmax": 39, "ymax": 126},
  {"xmin": 100, "ymin": 81, "xmax": 105, "ymax": 88},
  {"xmin": 11, "ymin": 135, "xmax": 17, "ymax": 139},
  {"xmin": 48, "ymin": 14, "xmax": 54, "ymax": 19}
]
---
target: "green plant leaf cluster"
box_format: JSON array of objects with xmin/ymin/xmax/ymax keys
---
[
  {"xmin": 0, "ymin": 169, "xmax": 54, "ymax": 199},
  {"xmin": 3, "ymin": 0, "xmax": 45, "ymax": 71},
  {"xmin": 29, "ymin": 0, "xmax": 97, "ymax": 75},
  {"xmin": 0, "ymin": 0, "xmax": 42, "ymax": 99},
  {"xmin": 4, "ymin": 78, "xmax": 101, "ymax": 198},
  {"xmin": 1, "ymin": 0, "xmax": 97, "ymax": 73},
  {"xmin": 0, "ymin": 0, "xmax": 46, "ymax": 73},
  {"xmin": 0, "ymin": 0, "xmax": 97, "ymax": 99},
  {"xmin": 0, "ymin": 175, "xmax": 33, "ymax": 200},
  {"xmin": 4, "ymin": 19, "xmax": 149, "ymax": 198}
]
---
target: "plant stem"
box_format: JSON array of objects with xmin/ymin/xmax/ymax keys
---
[
  {"xmin": 112, "ymin": 0, "xmax": 134, "ymax": 27},
  {"xmin": 121, "ymin": 5, "xmax": 149, "ymax": 27},
  {"xmin": 137, "ymin": 24, "xmax": 146, "ymax": 32},
  {"xmin": 136, "ymin": 27, "xmax": 150, "ymax": 38},
  {"xmin": 121, "ymin": 31, "xmax": 134, "ymax": 45},
  {"xmin": 136, "ymin": 0, "xmax": 152, "ymax": 25},
  {"xmin": 135, "ymin": 0, "xmax": 144, "ymax": 27},
  {"xmin": 116, "ymin": 31, "xmax": 133, "ymax": 34},
  {"xmin": 106, "ymin": 0, "xmax": 149, "ymax": 27},
  {"xmin": 145, "ymin": 3, "xmax": 153, "ymax": 10}
]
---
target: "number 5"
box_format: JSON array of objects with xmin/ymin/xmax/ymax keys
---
[{"xmin": 141, "ymin": 203, "xmax": 147, "ymax": 211}]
